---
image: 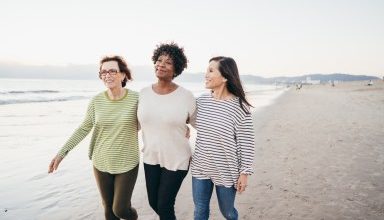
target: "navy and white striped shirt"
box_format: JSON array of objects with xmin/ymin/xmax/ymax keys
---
[{"xmin": 191, "ymin": 93, "xmax": 255, "ymax": 187}]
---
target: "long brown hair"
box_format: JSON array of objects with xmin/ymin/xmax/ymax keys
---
[{"xmin": 209, "ymin": 56, "xmax": 252, "ymax": 114}]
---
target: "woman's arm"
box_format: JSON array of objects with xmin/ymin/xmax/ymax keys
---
[
  {"xmin": 236, "ymin": 113, "xmax": 255, "ymax": 175},
  {"xmin": 235, "ymin": 113, "xmax": 255, "ymax": 192},
  {"xmin": 48, "ymin": 100, "xmax": 95, "ymax": 173}
]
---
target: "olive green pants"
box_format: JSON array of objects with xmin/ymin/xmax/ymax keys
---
[{"xmin": 93, "ymin": 164, "xmax": 139, "ymax": 220}]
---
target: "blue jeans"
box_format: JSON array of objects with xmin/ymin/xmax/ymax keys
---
[{"xmin": 192, "ymin": 177, "xmax": 238, "ymax": 220}]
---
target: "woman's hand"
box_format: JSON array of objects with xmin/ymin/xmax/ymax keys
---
[
  {"xmin": 236, "ymin": 174, "xmax": 248, "ymax": 193},
  {"xmin": 48, "ymin": 155, "xmax": 63, "ymax": 173}
]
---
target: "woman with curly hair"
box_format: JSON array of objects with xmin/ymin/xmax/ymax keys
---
[{"xmin": 137, "ymin": 42, "xmax": 196, "ymax": 220}]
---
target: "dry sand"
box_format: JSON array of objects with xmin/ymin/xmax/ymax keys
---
[{"xmin": 235, "ymin": 80, "xmax": 384, "ymax": 220}]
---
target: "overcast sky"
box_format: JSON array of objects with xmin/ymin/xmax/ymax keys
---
[{"xmin": 1, "ymin": 0, "xmax": 383, "ymax": 77}]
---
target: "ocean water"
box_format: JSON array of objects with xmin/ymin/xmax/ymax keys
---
[
  {"xmin": 0, "ymin": 78, "xmax": 287, "ymax": 219},
  {"xmin": 0, "ymin": 78, "xmax": 285, "ymax": 107}
]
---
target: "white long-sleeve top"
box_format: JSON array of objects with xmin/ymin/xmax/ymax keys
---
[
  {"xmin": 191, "ymin": 93, "xmax": 255, "ymax": 187},
  {"xmin": 138, "ymin": 86, "xmax": 196, "ymax": 171}
]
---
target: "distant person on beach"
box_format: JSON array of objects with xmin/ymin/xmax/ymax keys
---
[
  {"xmin": 190, "ymin": 56, "xmax": 255, "ymax": 220},
  {"xmin": 48, "ymin": 56, "xmax": 139, "ymax": 220},
  {"xmin": 137, "ymin": 42, "xmax": 196, "ymax": 220},
  {"xmin": 367, "ymin": 80, "xmax": 373, "ymax": 86}
]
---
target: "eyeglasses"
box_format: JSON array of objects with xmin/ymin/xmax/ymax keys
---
[{"xmin": 99, "ymin": 69, "xmax": 119, "ymax": 77}]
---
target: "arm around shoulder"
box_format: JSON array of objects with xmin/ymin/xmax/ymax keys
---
[{"xmin": 187, "ymin": 91, "xmax": 197, "ymax": 128}]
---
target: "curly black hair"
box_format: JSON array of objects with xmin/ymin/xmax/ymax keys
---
[{"xmin": 152, "ymin": 42, "xmax": 188, "ymax": 78}]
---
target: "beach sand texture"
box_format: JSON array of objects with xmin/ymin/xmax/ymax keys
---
[
  {"xmin": 1, "ymin": 81, "xmax": 383, "ymax": 219},
  {"xmin": 243, "ymin": 81, "xmax": 384, "ymax": 220}
]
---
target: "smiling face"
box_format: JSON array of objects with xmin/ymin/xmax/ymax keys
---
[
  {"xmin": 99, "ymin": 61, "xmax": 125, "ymax": 89},
  {"xmin": 154, "ymin": 54, "xmax": 175, "ymax": 80},
  {"xmin": 205, "ymin": 60, "xmax": 227, "ymax": 90}
]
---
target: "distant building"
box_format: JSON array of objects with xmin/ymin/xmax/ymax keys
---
[
  {"xmin": 302, "ymin": 76, "xmax": 320, "ymax": 85},
  {"xmin": 329, "ymin": 80, "xmax": 339, "ymax": 86}
]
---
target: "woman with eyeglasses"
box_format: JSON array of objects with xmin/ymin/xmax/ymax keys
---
[
  {"xmin": 137, "ymin": 42, "xmax": 196, "ymax": 220},
  {"xmin": 190, "ymin": 56, "xmax": 255, "ymax": 220},
  {"xmin": 48, "ymin": 56, "xmax": 139, "ymax": 220}
]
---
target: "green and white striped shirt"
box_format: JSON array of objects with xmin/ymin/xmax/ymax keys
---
[{"xmin": 58, "ymin": 89, "xmax": 139, "ymax": 174}]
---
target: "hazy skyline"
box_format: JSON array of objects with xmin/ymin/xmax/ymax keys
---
[{"xmin": 1, "ymin": 0, "xmax": 383, "ymax": 77}]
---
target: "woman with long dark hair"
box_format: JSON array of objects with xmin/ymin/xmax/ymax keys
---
[{"xmin": 191, "ymin": 56, "xmax": 255, "ymax": 220}]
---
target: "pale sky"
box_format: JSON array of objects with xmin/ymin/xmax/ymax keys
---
[{"xmin": 1, "ymin": 0, "xmax": 383, "ymax": 77}]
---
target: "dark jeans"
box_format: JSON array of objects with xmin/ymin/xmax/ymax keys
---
[
  {"xmin": 144, "ymin": 163, "xmax": 188, "ymax": 220},
  {"xmin": 93, "ymin": 165, "xmax": 139, "ymax": 220}
]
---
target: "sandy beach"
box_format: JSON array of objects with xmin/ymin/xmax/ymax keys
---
[
  {"xmin": 1, "ymin": 80, "xmax": 383, "ymax": 219},
  {"xmin": 239, "ymin": 80, "xmax": 384, "ymax": 220}
]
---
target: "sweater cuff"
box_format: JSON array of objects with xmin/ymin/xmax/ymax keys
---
[{"xmin": 240, "ymin": 167, "xmax": 253, "ymax": 175}]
